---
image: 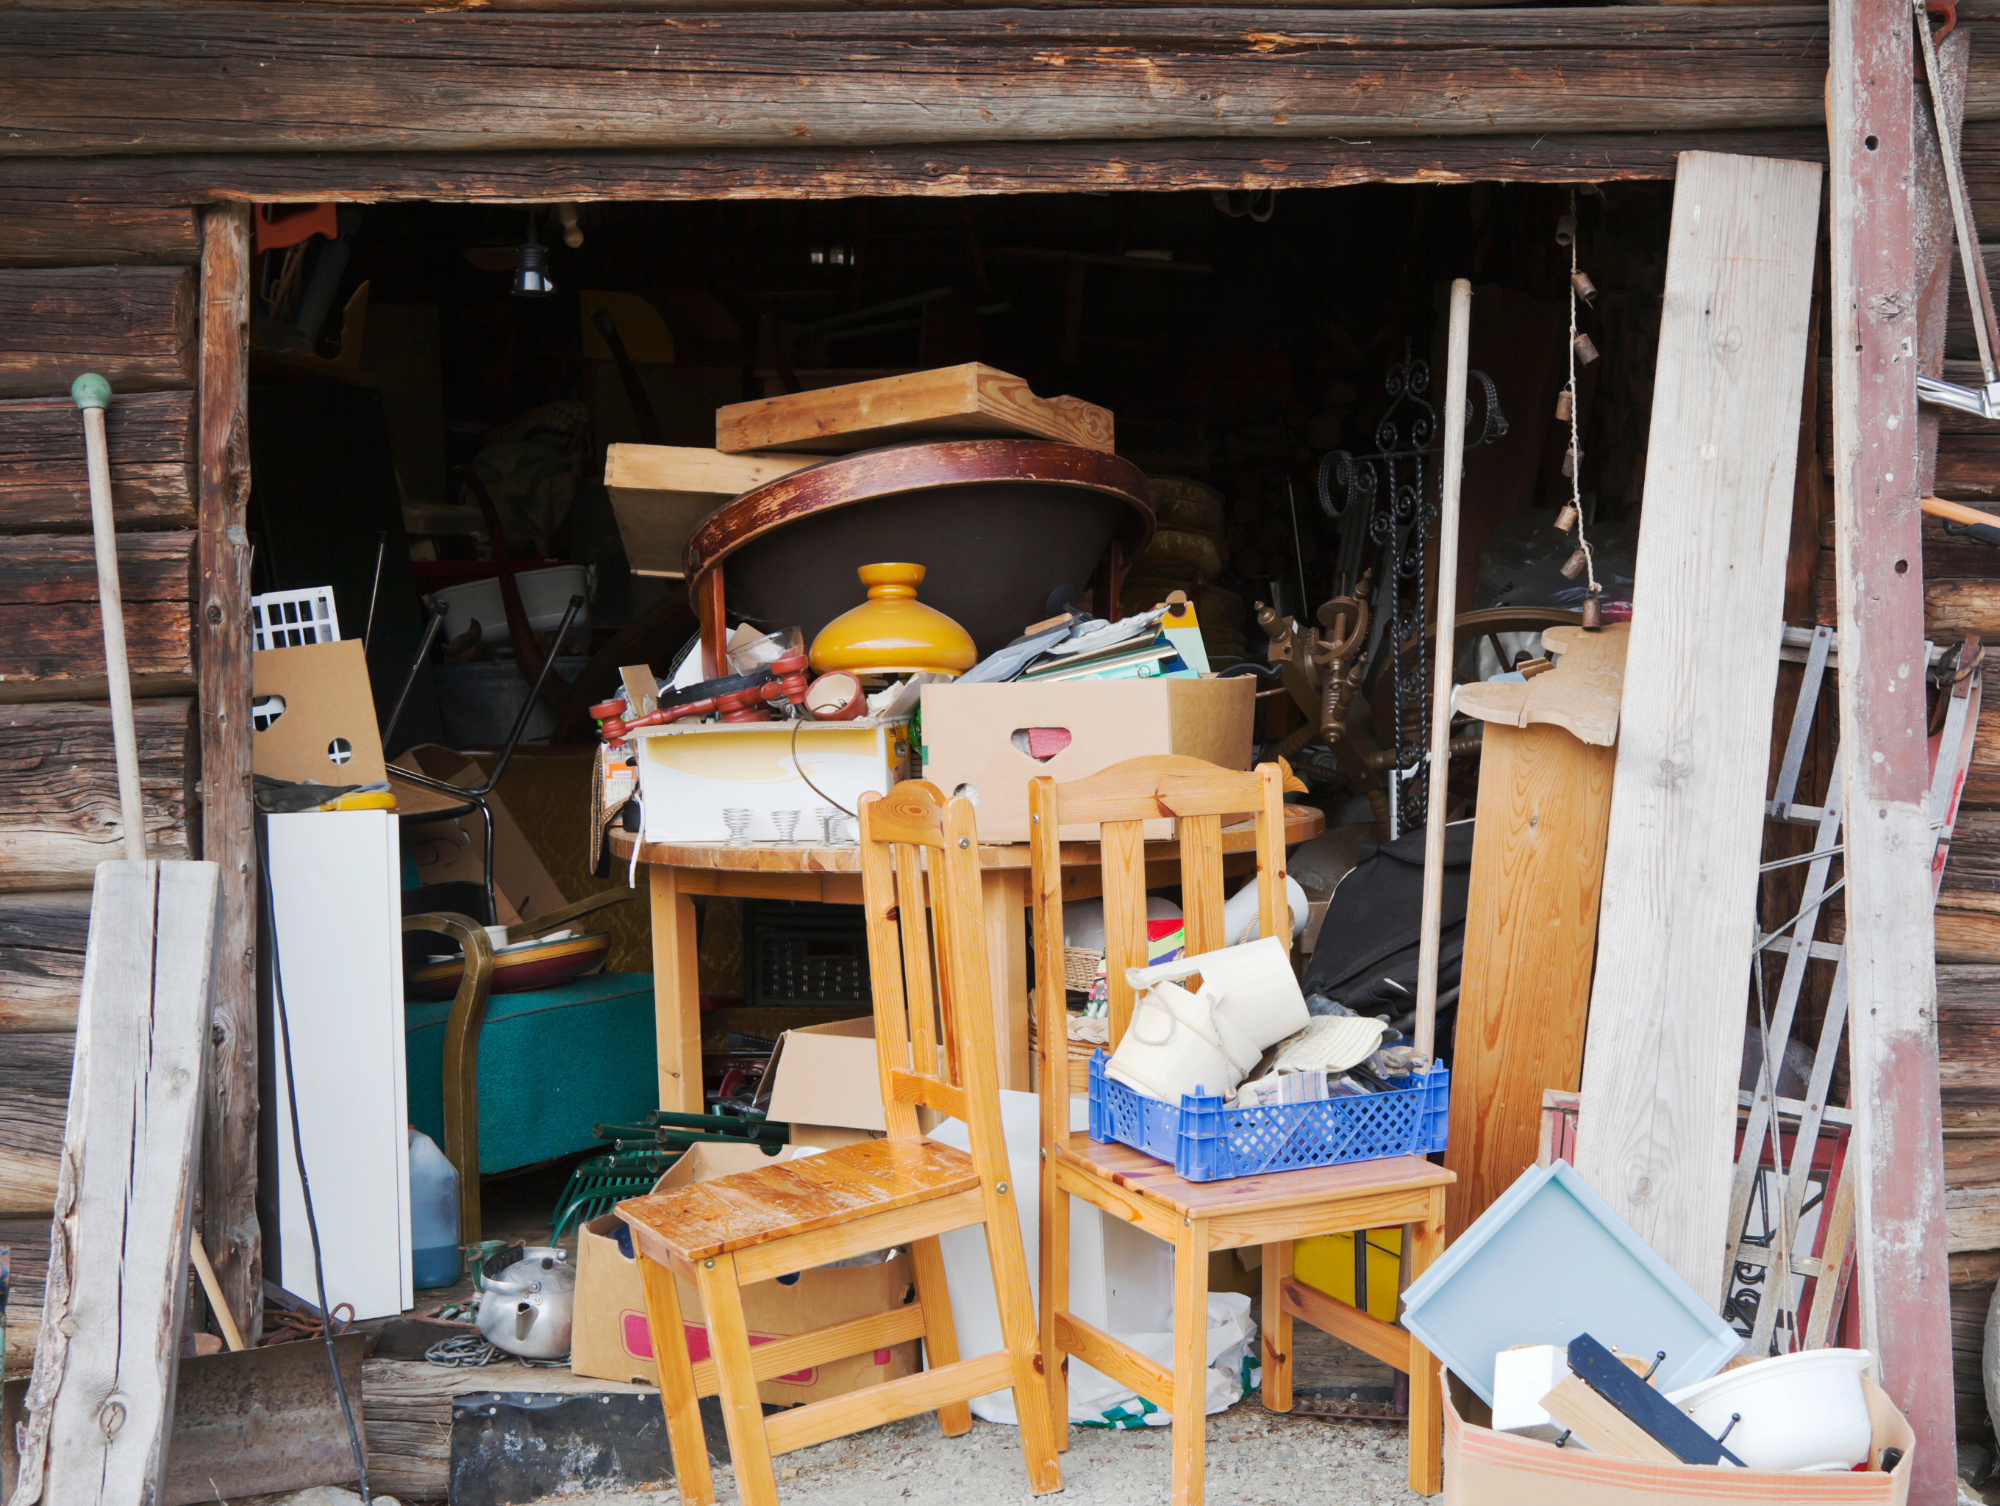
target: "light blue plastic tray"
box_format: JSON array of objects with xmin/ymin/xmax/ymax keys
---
[{"xmin": 1400, "ymin": 1160, "xmax": 1743, "ymax": 1406}]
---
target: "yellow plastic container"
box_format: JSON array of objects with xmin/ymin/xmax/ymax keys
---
[{"xmin": 1294, "ymin": 1227, "xmax": 1402, "ymax": 1323}]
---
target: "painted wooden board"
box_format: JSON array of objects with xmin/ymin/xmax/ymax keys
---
[
  {"xmin": 1575, "ymin": 151, "xmax": 1821, "ymax": 1306},
  {"xmin": 715, "ymin": 364, "xmax": 1114, "ymax": 455},
  {"xmin": 9, "ymin": 860, "xmax": 219, "ymax": 1506},
  {"xmin": 1445, "ymin": 719, "xmax": 1619, "ymax": 1241},
  {"xmin": 1454, "ymin": 623, "xmax": 1629, "ymax": 747}
]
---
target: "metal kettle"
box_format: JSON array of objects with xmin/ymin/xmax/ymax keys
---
[{"xmin": 477, "ymin": 1247, "xmax": 575, "ymax": 1360}]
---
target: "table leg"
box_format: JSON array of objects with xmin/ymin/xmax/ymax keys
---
[
  {"xmin": 651, "ymin": 865, "xmax": 704, "ymax": 1113},
  {"xmin": 983, "ymin": 867, "xmax": 1031, "ymax": 1092}
]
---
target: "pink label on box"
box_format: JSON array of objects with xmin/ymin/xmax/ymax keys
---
[{"xmin": 619, "ymin": 1309, "xmax": 819, "ymax": 1387}]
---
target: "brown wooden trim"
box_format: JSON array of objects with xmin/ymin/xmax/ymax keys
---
[
  {"xmin": 196, "ymin": 202, "xmax": 259, "ymax": 1346},
  {"xmin": 0, "ymin": 391, "xmax": 196, "ymax": 534},
  {"xmin": 0, "ymin": 9, "xmax": 1894, "ymax": 158},
  {"xmin": 684, "ymin": 438, "xmax": 1152, "ymax": 580},
  {"xmin": 0, "ymin": 203, "xmax": 199, "ymax": 268}
]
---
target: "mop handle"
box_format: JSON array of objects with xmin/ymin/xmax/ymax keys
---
[{"xmin": 73, "ymin": 373, "xmax": 147, "ymax": 862}]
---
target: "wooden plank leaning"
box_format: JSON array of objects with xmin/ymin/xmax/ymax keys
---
[
  {"xmin": 6, "ymin": 859, "xmax": 222, "ymax": 1506},
  {"xmin": 1575, "ymin": 150, "xmax": 1822, "ymax": 1306}
]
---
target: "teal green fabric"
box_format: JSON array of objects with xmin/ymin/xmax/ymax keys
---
[{"xmin": 405, "ymin": 972, "xmax": 657, "ymax": 1173}]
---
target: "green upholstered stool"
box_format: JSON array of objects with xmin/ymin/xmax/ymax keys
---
[{"xmin": 405, "ymin": 971, "xmax": 658, "ymax": 1175}]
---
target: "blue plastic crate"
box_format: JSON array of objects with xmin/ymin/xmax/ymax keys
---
[{"xmin": 1086, "ymin": 1051, "xmax": 1449, "ymax": 1182}]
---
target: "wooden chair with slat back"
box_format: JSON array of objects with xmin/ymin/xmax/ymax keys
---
[
  {"xmin": 617, "ymin": 780, "xmax": 1062, "ymax": 1506},
  {"xmin": 1029, "ymin": 754, "xmax": 1454, "ymax": 1501}
]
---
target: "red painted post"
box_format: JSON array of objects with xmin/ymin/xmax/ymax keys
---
[{"xmin": 1828, "ymin": 0, "xmax": 1958, "ymax": 1494}]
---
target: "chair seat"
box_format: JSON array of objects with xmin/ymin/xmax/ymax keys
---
[
  {"xmin": 1055, "ymin": 1137, "xmax": 1452, "ymax": 1222},
  {"xmin": 619, "ymin": 1137, "xmax": 980, "ymax": 1263}
]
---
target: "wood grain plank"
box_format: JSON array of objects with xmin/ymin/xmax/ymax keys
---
[
  {"xmin": 0, "ymin": 10, "xmax": 1888, "ymax": 158},
  {"xmin": 0, "ymin": 391, "xmax": 195, "ymax": 534},
  {"xmin": 0, "ymin": 1213, "xmax": 50, "ymax": 1370},
  {"xmin": 0, "ymin": 130, "xmax": 1844, "ymax": 209},
  {"xmin": 0, "ymin": 1033, "xmax": 72, "ymax": 1212},
  {"xmin": 0, "ymin": 699, "xmax": 193, "ymax": 889},
  {"xmin": 194, "ymin": 203, "xmax": 260, "ymax": 1346},
  {"xmin": 0, "ymin": 203, "xmax": 198, "ymax": 269},
  {"xmin": 11, "ymin": 863, "xmax": 217, "ymax": 1506},
  {"xmin": 1829, "ymin": 0, "xmax": 1958, "ymax": 1477},
  {"xmin": 1445, "ymin": 719, "xmax": 1617, "ymax": 1240},
  {"xmin": 0, "ymin": 531, "xmax": 194, "ymax": 703},
  {"xmin": 1575, "ymin": 150, "xmax": 1821, "ymax": 1305},
  {"xmin": 0, "ymin": 266, "xmax": 196, "ymax": 399},
  {"xmin": 716, "ymin": 365, "xmax": 1113, "ymax": 455},
  {"xmin": 0, "ymin": 890, "xmax": 91, "ymax": 1033}
]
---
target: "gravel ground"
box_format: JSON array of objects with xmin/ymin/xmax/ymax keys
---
[{"xmin": 547, "ymin": 1402, "xmax": 1423, "ymax": 1506}]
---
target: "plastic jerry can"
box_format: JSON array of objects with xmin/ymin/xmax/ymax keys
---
[{"xmin": 409, "ymin": 1127, "xmax": 462, "ymax": 1290}]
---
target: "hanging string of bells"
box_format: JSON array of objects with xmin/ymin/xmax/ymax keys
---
[{"xmin": 1554, "ymin": 189, "xmax": 1605, "ymax": 632}]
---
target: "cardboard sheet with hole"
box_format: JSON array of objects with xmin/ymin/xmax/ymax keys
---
[{"xmin": 251, "ymin": 640, "xmax": 389, "ymax": 787}]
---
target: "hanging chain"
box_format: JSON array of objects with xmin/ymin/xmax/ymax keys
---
[{"xmin": 1563, "ymin": 189, "xmax": 1603, "ymax": 599}]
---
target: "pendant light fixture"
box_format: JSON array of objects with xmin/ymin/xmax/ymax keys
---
[{"xmin": 512, "ymin": 208, "xmax": 556, "ymax": 298}]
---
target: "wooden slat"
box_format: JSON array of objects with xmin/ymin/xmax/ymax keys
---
[
  {"xmin": 1054, "ymin": 1311, "xmax": 1174, "ymax": 1411},
  {"xmin": 0, "ymin": 130, "xmax": 1845, "ymax": 208},
  {"xmin": 1444, "ymin": 716, "xmax": 1618, "ymax": 1240},
  {"xmin": 731, "ymin": 1187, "xmax": 983, "ymax": 1286},
  {"xmin": 762, "ymin": 1350, "xmax": 1013, "ymax": 1456},
  {"xmin": 10, "ymin": 862, "xmax": 218, "ymax": 1506},
  {"xmin": 1576, "ymin": 150, "xmax": 1821, "ymax": 1305},
  {"xmin": 1829, "ymin": 0, "xmax": 1958, "ymax": 1479},
  {"xmin": 1279, "ymin": 1275, "xmax": 1410, "ymax": 1373},
  {"xmin": 0, "ymin": 10, "xmax": 1896, "ymax": 160},
  {"xmin": 0, "ymin": 203, "xmax": 199, "ymax": 269},
  {"xmin": 0, "ymin": 698, "xmax": 193, "ymax": 889},
  {"xmin": 0, "ymin": 1214, "xmax": 50, "ymax": 1369},
  {"xmin": 0, "ymin": 530, "xmax": 194, "ymax": 702},
  {"xmin": 605, "ymin": 444, "xmax": 815, "ymax": 496},
  {"xmin": 0, "ymin": 266, "xmax": 196, "ymax": 399},
  {"xmin": 0, "ymin": 391, "xmax": 195, "ymax": 534},
  {"xmin": 716, "ymin": 364, "xmax": 1113, "ymax": 456},
  {"xmin": 0, "ymin": 889, "xmax": 90, "ymax": 1033},
  {"xmin": 0, "ymin": 1032, "xmax": 72, "ymax": 1213},
  {"xmin": 1539, "ymin": 1375, "xmax": 1683, "ymax": 1464},
  {"xmin": 1948, "ymin": 1184, "xmax": 2000, "ymax": 1254},
  {"xmin": 685, "ymin": 1303, "xmax": 927, "ymax": 1397},
  {"xmin": 194, "ymin": 203, "xmax": 260, "ymax": 1345}
]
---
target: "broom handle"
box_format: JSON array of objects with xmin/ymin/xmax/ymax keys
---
[
  {"xmin": 1413, "ymin": 279, "xmax": 1473, "ymax": 1060},
  {"xmin": 73, "ymin": 374, "xmax": 147, "ymax": 863}
]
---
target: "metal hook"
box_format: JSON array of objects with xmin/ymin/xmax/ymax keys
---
[
  {"xmin": 1554, "ymin": 1430, "xmax": 1573, "ymax": 1449},
  {"xmin": 1640, "ymin": 1351, "xmax": 1667, "ymax": 1384},
  {"xmin": 1716, "ymin": 1413, "xmax": 1743, "ymax": 1445}
]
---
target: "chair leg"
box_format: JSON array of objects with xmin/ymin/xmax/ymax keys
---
[
  {"xmin": 978, "ymin": 1193, "xmax": 1063, "ymax": 1494},
  {"xmin": 1260, "ymin": 1240, "xmax": 1293, "ymax": 1414},
  {"xmin": 637, "ymin": 1256, "xmax": 716, "ymax": 1506},
  {"xmin": 694, "ymin": 1252, "xmax": 781, "ymax": 1506},
  {"xmin": 1040, "ymin": 1161, "xmax": 1070, "ymax": 1450},
  {"xmin": 1170, "ymin": 1224, "xmax": 1210, "ymax": 1506},
  {"xmin": 907, "ymin": 1235, "xmax": 971, "ymax": 1437},
  {"xmin": 1406, "ymin": 1195, "xmax": 1447, "ymax": 1497}
]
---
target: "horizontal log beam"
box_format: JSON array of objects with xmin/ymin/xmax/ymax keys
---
[
  {"xmin": 0, "ymin": 203, "xmax": 199, "ymax": 269},
  {"xmin": 0, "ymin": 131, "xmax": 1841, "ymax": 206},
  {"xmin": 0, "ymin": 1213, "xmax": 48, "ymax": 1367},
  {"xmin": 0, "ymin": 890, "xmax": 88, "ymax": 1033},
  {"xmin": 0, "ymin": 1031, "xmax": 71, "ymax": 1212},
  {"xmin": 0, "ymin": 698, "xmax": 193, "ymax": 889},
  {"xmin": 0, "ymin": 392, "xmax": 195, "ymax": 533},
  {"xmin": 0, "ymin": 9, "xmax": 1920, "ymax": 157},
  {"xmin": 0, "ymin": 532, "xmax": 194, "ymax": 701},
  {"xmin": 0, "ymin": 265, "xmax": 196, "ymax": 399}
]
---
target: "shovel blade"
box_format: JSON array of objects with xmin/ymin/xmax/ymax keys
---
[{"xmin": 163, "ymin": 1334, "xmax": 364, "ymax": 1506}]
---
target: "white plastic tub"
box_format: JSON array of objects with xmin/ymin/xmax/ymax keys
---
[
  {"xmin": 1666, "ymin": 1348, "xmax": 1875, "ymax": 1473},
  {"xmin": 431, "ymin": 564, "xmax": 592, "ymax": 648}
]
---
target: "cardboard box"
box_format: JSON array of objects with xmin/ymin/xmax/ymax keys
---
[
  {"xmin": 918, "ymin": 676, "xmax": 1254, "ymax": 842},
  {"xmin": 1441, "ymin": 1367, "xmax": 1913, "ymax": 1505},
  {"xmin": 252, "ymin": 639, "xmax": 389, "ymax": 787},
  {"xmin": 393, "ymin": 744, "xmax": 569, "ymax": 926},
  {"xmin": 629, "ymin": 716, "xmax": 912, "ymax": 845},
  {"xmin": 571, "ymin": 1143, "xmax": 919, "ymax": 1403},
  {"xmin": 757, "ymin": 1016, "xmax": 886, "ymax": 1149}
]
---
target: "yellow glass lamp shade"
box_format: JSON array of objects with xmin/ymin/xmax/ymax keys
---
[{"xmin": 809, "ymin": 563, "xmax": 977, "ymax": 677}]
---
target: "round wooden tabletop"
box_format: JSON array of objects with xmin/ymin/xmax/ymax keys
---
[{"xmin": 611, "ymin": 804, "xmax": 1326, "ymax": 875}]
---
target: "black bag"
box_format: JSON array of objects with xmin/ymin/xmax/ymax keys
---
[{"xmin": 1302, "ymin": 821, "xmax": 1474, "ymax": 1053}]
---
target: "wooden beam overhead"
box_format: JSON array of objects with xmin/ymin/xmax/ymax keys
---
[{"xmin": 0, "ymin": 9, "xmax": 1944, "ymax": 158}]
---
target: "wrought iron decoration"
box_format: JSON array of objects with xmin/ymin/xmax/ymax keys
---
[{"xmin": 1316, "ymin": 341, "xmax": 1507, "ymax": 834}]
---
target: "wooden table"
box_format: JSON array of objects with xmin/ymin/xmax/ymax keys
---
[{"xmin": 612, "ymin": 804, "xmax": 1324, "ymax": 1112}]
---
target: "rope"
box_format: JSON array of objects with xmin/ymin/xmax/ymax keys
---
[{"xmin": 1565, "ymin": 189, "xmax": 1602, "ymax": 599}]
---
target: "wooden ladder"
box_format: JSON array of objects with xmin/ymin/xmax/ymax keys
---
[{"xmin": 1721, "ymin": 625, "xmax": 1981, "ymax": 1355}]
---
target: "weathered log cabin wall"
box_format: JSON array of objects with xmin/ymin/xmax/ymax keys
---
[{"xmin": 0, "ymin": 207, "xmax": 202, "ymax": 1371}]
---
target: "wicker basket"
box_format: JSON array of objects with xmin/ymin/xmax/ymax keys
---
[{"xmin": 1062, "ymin": 946, "xmax": 1104, "ymax": 994}]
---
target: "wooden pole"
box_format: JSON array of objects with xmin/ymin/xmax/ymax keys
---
[
  {"xmin": 1414, "ymin": 278, "xmax": 1472, "ymax": 1061},
  {"xmin": 71, "ymin": 373, "xmax": 146, "ymax": 863},
  {"xmin": 1829, "ymin": 0, "xmax": 1959, "ymax": 1488}
]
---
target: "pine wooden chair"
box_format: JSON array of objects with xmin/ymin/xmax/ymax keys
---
[
  {"xmin": 1029, "ymin": 754, "xmax": 1454, "ymax": 1501},
  {"xmin": 617, "ymin": 779, "xmax": 1062, "ymax": 1506}
]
